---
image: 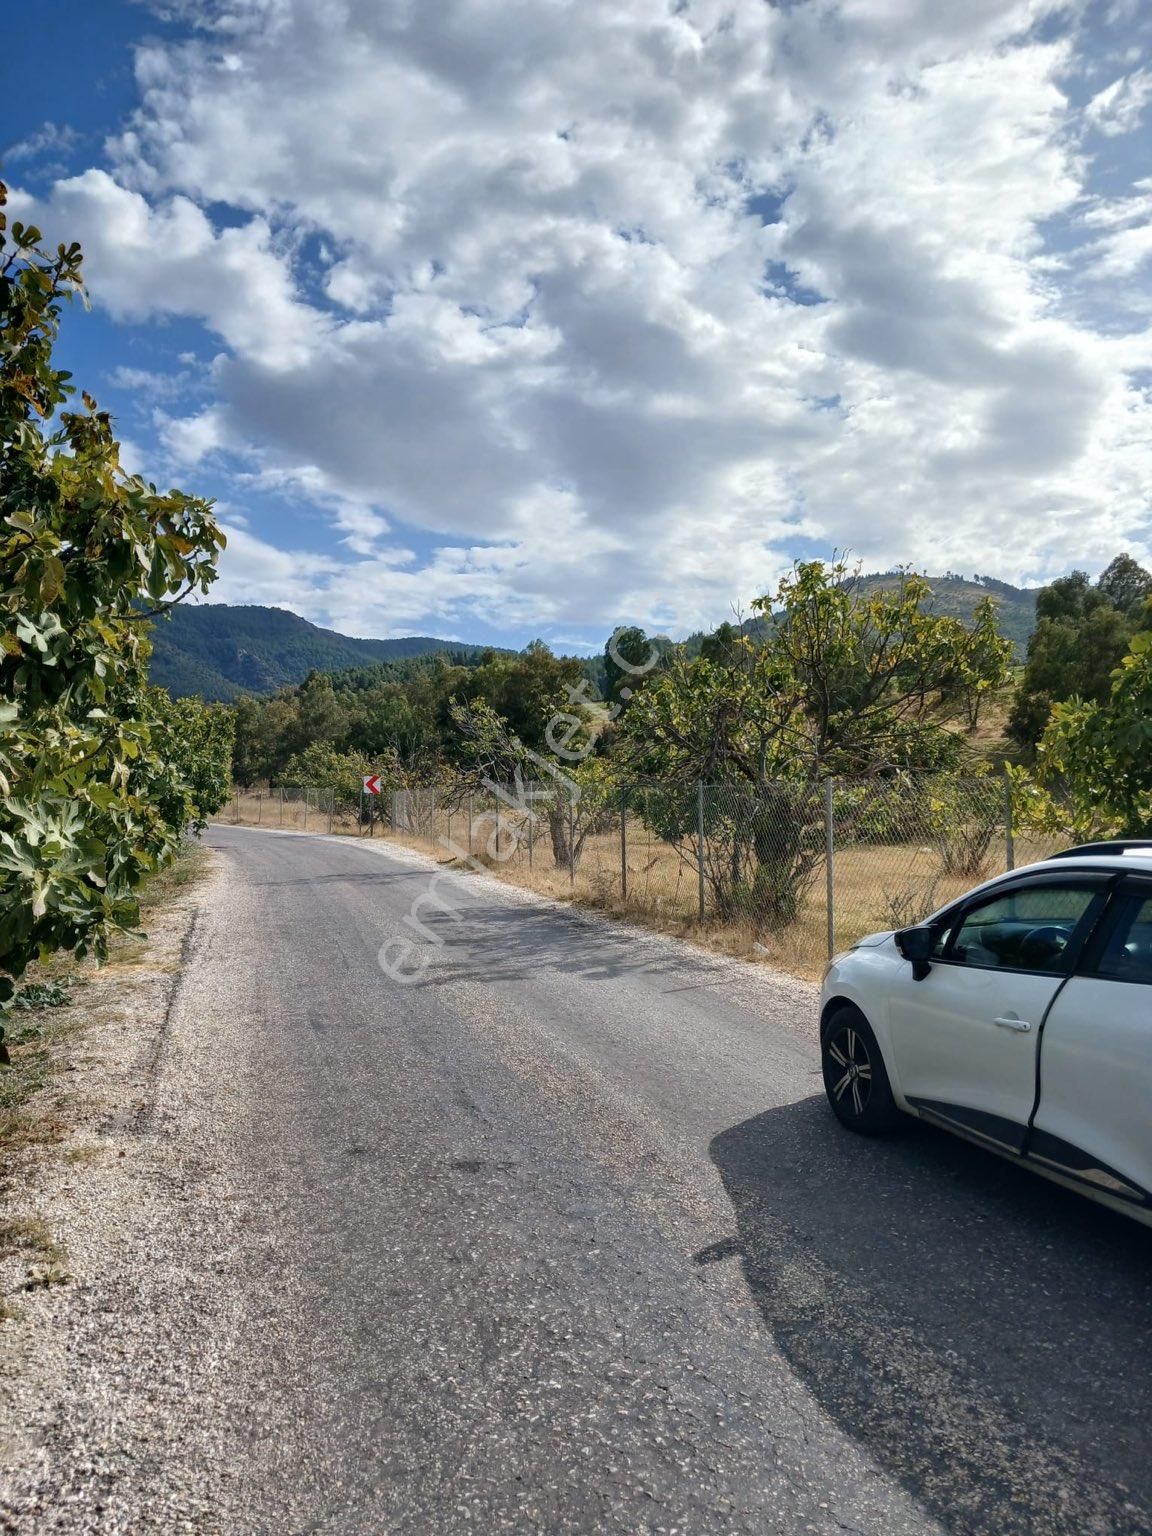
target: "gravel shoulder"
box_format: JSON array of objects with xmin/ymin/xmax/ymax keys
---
[{"xmin": 0, "ymin": 851, "xmax": 260, "ymax": 1533}]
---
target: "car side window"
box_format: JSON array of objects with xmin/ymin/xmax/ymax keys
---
[
  {"xmin": 942, "ymin": 882, "xmax": 1099, "ymax": 973},
  {"xmin": 1090, "ymin": 892, "xmax": 1152, "ymax": 985}
]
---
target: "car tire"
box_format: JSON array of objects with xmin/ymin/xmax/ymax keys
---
[{"xmin": 821, "ymin": 1004, "xmax": 900, "ymax": 1136}]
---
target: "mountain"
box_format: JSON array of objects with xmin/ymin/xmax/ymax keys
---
[
  {"xmin": 147, "ymin": 604, "xmax": 504, "ymax": 701},
  {"xmin": 852, "ymin": 572, "xmax": 1039, "ymax": 657},
  {"xmin": 684, "ymin": 573, "xmax": 1040, "ymax": 661},
  {"xmin": 151, "ymin": 573, "xmax": 1043, "ymax": 702}
]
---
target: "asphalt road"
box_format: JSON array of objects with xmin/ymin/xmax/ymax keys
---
[{"xmin": 180, "ymin": 825, "xmax": 1152, "ymax": 1534}]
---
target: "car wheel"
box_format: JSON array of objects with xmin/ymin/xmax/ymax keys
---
[{"xmin": 821, "ymin": 1004, "xmax": 900, "ymax": 1136}]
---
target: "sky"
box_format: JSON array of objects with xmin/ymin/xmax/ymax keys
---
[{"xmin": 4, "ymin": 0, "xmax": 1152, "ymax": 652}]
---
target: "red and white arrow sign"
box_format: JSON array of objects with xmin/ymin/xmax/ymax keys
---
[{"xmin": 362, "ymin": 773, "xmax": 382, "ymax": 796}]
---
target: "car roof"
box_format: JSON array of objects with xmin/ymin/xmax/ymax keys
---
[
  {"xmin": 1045, "ymin": 839, "xmax": 1152, "ymax": 866},
  {"xmin": 1028, "ymin": 853, "xmax": 1152, "ymax": 874},
  {"xmin": 993, "ymin": 849, "xmax": 1152, "ymax": 883}
]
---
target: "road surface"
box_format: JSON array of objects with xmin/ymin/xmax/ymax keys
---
[{"xmin": 18, "ymin": 825, "xmax": 1152, "ymax": 1533}]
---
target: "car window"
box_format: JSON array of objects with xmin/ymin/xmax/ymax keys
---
[
  {"xmin": 1091, "ymin": 893, "xmax": 1152, "ymax": 985},
  {"xmin": 943, "ymin": 882, "xmax": 1099, "ymax": 973}
]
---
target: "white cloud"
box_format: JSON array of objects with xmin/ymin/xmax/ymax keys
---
[
  {"xmin": 4, "ymin": 121, "xmax": 79, "ymax": 163},
  {"xmin": 1081, "ymin": 179, "xmax": 1152, "ymax": 281},
  {"xmin": 14, "ymin": 0, "xmax": 1152, "ymax": 635},
  {"xmin": 10, "ymin": 171, "xmax": 323, "ymax": 371},
  {"xmin": 1086, "ymin": 67, "xmax": 1152, "ymax": 137}
]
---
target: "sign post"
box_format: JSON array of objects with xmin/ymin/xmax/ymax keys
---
[{"xmin": 363, "ymin": 773, "xmax": 382, "ymax": 839}]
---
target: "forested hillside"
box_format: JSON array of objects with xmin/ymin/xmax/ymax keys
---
[
  {"xmin": 854, "ymin": 572, "xmax": 1039, "ymax": 658},
  {"xmin": 681, "ymin": 572, "xmax": 1038, "ymax": 661},
  {"xmin": 154, "ymin": 572, "xmax": 1042, "ymax": 704},
  {"xmin": 148, "ymin": 603, "xmax": 510, "ymax": 700}
]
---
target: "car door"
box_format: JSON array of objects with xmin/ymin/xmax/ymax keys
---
[
  {"xmin": 1027, "ymin": 877, "xmax": 1152, "ymax": 1206},
  {"xmin": 886, "ymin": 874, "xmax": 1111, "ymax": 1154}
]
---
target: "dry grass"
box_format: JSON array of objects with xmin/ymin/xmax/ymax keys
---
[{"xmin": 224, "ymin": 789, "xmax": 351, "ymax": 833}]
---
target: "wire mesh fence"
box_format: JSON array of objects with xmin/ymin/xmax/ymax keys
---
[
  {"xmin": 226, "ymin": 785, "xmax": 341, "ymax": 833},
  {"xmin": 219, "ymin": 774, "xmax": 1070, "ymax": 978}
]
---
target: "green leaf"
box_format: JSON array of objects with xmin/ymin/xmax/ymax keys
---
[{"xmin": 40, "ymin": 554, "xmax": 66, "ymax": 606}]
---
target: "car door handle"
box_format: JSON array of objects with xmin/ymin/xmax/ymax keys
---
[{"xmin": 994, "ymin": 1016, "xmax": 1032, "ymax": 1032}]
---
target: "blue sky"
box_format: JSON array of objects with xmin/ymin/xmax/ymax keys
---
[{"xmin": 5, "ymin": 0, "xmax": 1152, "ymax": 651}]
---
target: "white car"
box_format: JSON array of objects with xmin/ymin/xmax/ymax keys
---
[{"xmin": 819, "ymin": 841, "xmax": 1152, "ymax": 1227}]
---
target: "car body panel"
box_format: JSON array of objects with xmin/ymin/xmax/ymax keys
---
[
  {"xmin": 1031, "ymin": 975, "xmax": 1152, "ymax": 1205},
  {"xmin": 819, "ymin": 847, "xmax": 1152, "ymax": 1227},
  {"xmin": 885, "ymin": 961, "xmax": 1054, "ymax": 1153}
]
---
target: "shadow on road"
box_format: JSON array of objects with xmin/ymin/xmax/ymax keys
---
[
  {"xmin": 403, "ymin": 900, "xmax": 717, "ymax": 987},
  {"xmin": 705, "ymin": 1098, "xmax": 1152, "ymax": 1535}
]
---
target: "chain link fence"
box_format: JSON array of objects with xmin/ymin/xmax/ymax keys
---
[
  {"xmin": 219, "ymin": 775, "xmax": 1069, "ymax": 978},
  {"xmin": 226, "ymin": 785, "xmax": 341, "ymax": 833}
]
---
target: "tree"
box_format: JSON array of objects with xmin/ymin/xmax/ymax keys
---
[
  {"xmin": 145, "ymin": 690, "xmax": 234, "ymax": 834},
  {"xmin": 0, "ymin": 186, "xmax": 225, "ymax": 1050},
  {"xmin": 290, "ymin": 670, "xmax": 346, "ymax": 753},
  {"xmin": 446, "ymin": 696, "xmax": 611, "ymax": 870},
  {"xmin": 697, "ymin": 621, "xmax": 745, "ymax": 669},
  {"xmin": 619, "ymin": 561, "xmax": 1011, "ymax": 926},
  {"xmin": 1008, "ymin": 557, "xmax": 1152, "ymax": 754},
  {"xmin": 454, "ymin": 641, "xmax": 592, "ymax": 757},
  {"xmin": 624, "ymin": 561, "xmax": 1010, "ymax": 786},
  {"xmin": 1033, "ymin": 624, "xmax": 1152, "ymax": 836},
  {"xmin": 1097, "ymin": 553, "xmax": 1152, "ymax": 621},
  {"xmin": 603, "ymin": 626, "xmax": 661, "ymax": 712},
  {"xmin": 277, "ymin": 741, "xmax": 374, "ymax": 806}
]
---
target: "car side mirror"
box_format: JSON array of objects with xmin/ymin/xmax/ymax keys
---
[{"xmin": 895, "ymin": 925, "xmax": 934, "ymax": 982}]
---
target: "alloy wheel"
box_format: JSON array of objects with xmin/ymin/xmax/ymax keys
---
[{"xmin": 825, "ymin": 1024, "xmax": 873, "ymax": 1118}]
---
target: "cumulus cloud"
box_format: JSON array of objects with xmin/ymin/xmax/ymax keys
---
[{"xmin": 12, "ymin": 0, "xmax": 1152, "ymax": 636}]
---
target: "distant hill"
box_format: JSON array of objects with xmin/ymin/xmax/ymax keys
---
[
  {"xmin": 852, "ymin": 572, "xmax": 1039, "ymax": 657},
  {"xmin": 148, "ymin": 604, "xmax": 505, "ymax": 701},
  {"xmin": 684, "ymin": 572, "xmax": 1040, "ymax": 662},
  {"xmin": 151, "ymin": 574, "xmax": 1042, "ymax": 702}
]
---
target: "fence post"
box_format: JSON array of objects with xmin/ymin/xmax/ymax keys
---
[
  {"xmin": 620, "ymin": 786, "xmax": 628, "ymax": 900},
  {"xmin": 303, "ymin": 790, "xmax": 308, "ymax": 832},
  {"xmin": 528, "ymin": 792, "xmax": 535, "ymax": 869},
  {"xmin": 232, "ymin": 788, "xmax": 238, "ymax": 824},
  {"xmin": 496, "ymin": 798, "xmax": 502, "ymax": 860},
  {"xmin": 697, "ymin": 781, "xmax": 706, "ymax": 922},
  {"xmin": 825, "ymin": 777, "xmax": 836, "ymax": 961},
  {"xmin": 327, "ymin": 790, "xmax": 333, "ymax": 836},
  {"xmin": 1004, "ymin": 768, "xmax": 1015, "ymax": 872},
  {"xmin": 467, "ymin": 793, "xmax": 473, "ymax": 857},
  {"xmin": 278, "ymin": 788, "xmax": 284, "ymax": 828},
  {"xmin": 568, "ymin": 789, "xmax": 576, "ymax": 886},
  {"xmin": 256, "ymin": 791, "xmax": 262, "ymax": 826}
]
